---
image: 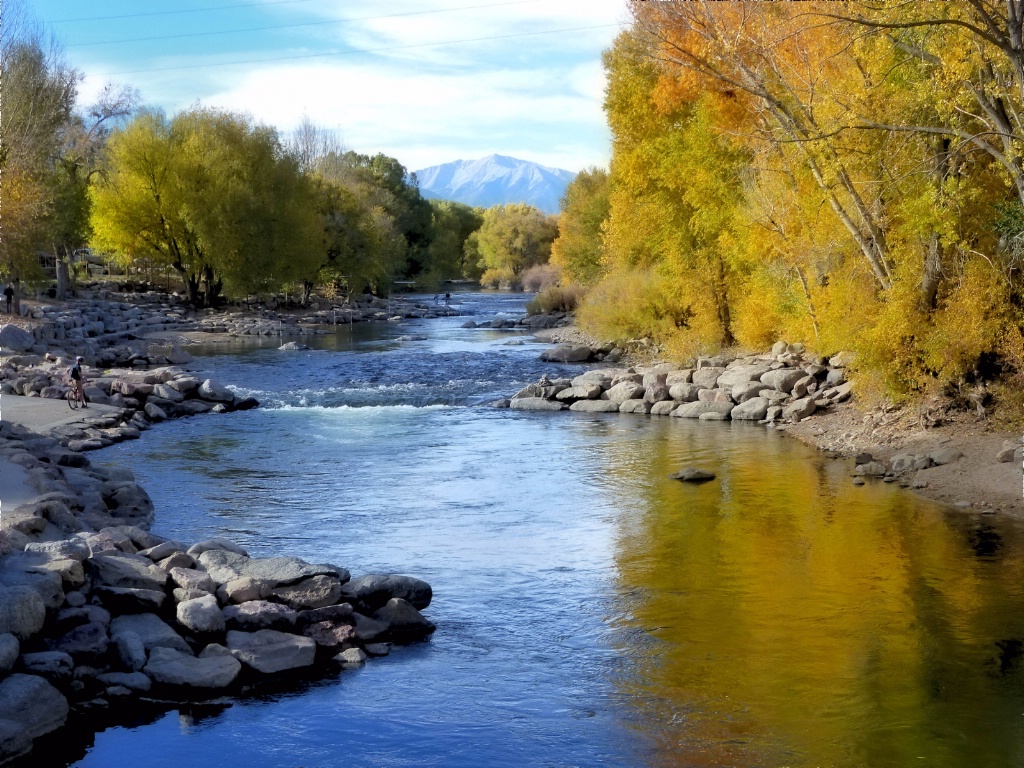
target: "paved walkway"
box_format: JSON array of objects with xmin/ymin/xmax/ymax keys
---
[{"xmin": 0, "ymin": 395, "xmax": 122, "ymax": 513}]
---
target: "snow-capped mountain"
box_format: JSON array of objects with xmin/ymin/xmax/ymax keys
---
[{"xmin": 413, "ymin": 155, "xmax": 576, "ymax": 214}]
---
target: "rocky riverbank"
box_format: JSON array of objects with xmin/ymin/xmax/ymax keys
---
[
  {"xmin": 0, "ymin": 290, "xmax": 441, "ymax": 765},
  {"xmin": 0, "ymin": 418, "xmax": 436, "ymax": 765},
  {"xmin": 509, "ymin": 335, "xmax": 1024, "ymax": 516}
]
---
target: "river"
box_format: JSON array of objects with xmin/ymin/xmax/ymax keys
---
[{"xmin": 53, "ymin": 292, "xmax": 1024, "ymax": 768}]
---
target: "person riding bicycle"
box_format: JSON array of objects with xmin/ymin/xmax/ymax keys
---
[{"xmin": 68, "ymin": 357, "xmax": 87, "ymax": 408}]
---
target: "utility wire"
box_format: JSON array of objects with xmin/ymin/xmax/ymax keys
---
[
  {"xmin": 66, "ymin": 0, "xmax": 543, "ymax": 48},
  {"xmin": 97, "ymin": 23, "xmax": 624, "ymax": 77}
]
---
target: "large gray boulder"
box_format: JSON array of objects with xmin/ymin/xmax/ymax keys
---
[
  {"xmin": 619, "ymin": 399, "xmax": 652, "ymax": 414},
  {"xmin": 271, "ymin": 575, "xmax": 343, "ymax": 610},
  {"xmin": 760, "ymin": 368, "xmax": 805, "ymax": 393},
  {"xmin": 0, "ymin": 325, "xmax": 35, "ymax": 353},
  {"xmin": 19, "ymin": 651, "xmax": 74, "ymax": 683},
  {"xmin": 373, "ymin": 598, "xmax": 436, "ymax": 639},
  {"xmin": 222, "ymin": 601, "xmax": 297, "ymax": 632},
  {"xmin": 717, "ymin": 364, "xmax": 772, "ymax": 389},
  {"xmin": 226, "ymin": 629, "xmax": 316, "ymax": 674},
  {"xmin": 177, "ymin": 595, "xmax": 225, "ymax": 634},
  {"xmin": 344, "ymin": 574, "xmax": 432, "ymax": 611},
  {"xmin": 672, "ymin": 401, "xmax": 733, "ymax": 419},
  {"xmin": 44, "ymin": 621, "xmax": 109, "ymax": 662},
  {"xmin": 539, "ymin": 344, "xmax": 591, "ymax": 363},
  {"xmin": 0, "ymin": 673, "xmax": 68, "ymax": 739},
  {"xmin": 0, "ymin": 718, "xmax": 31, "ymax": 764},
  {"xmin": 0, "ymin": 588, "xmax": 45, "ymax": 640},
  {"xmin": 668, "ymin": 383, "xmax": 700, "ymax": 402},
  {"xmin": 86, "ymin": 552, "xmax": 168, "ymax": 591},
  {"xmin": 170, "ymin": 567, "xmax": 215, "ymax": 593},
  {"xmin": 691, "ymin": 367, "xmax": 725, "ymax": 389},
  {"xmin": 197, "ymin": 550, "xmax": 345, "ymax": 589},
  {"xmin": 731, "ymin": 397, "xmax": 770, "ymax": 421},
  {"xmin": 732, "ymin": 381, "xmax": 766, "ymax": 403},
  {"xmin": 604, "ymin": 381, "xmax": 645, "ymax": 404},
  {"xmin": 198, "ymin": 379, "xmax": 236, "ymax": 403},
  {"xmin": 509, "ymin": 397, "xmax": 566, "ymax": 411},
  {"xmin": 650, "ymin": 401, "xmax": 678, "ymax": 416},
  {"xmin": 0, "ymin": 562, "xmax": 64, "ymax": 610},
  {"xmin": 0, "ymin": 634, "xmax": 18, "ymax": 673},
  {"xmin": 568, "ymin": 400, "xmax": 620, "ymax": 413},
  {"xmin": 110, "ymin": 613, "xmax": 192, "ymax": 655},
  {"xmin": 783, "ymin": 397, "xmax": 817, "ymax": 422},
  {"xmin": 144, "ymin": 645, "xmax": 241, "ymax": 689}
]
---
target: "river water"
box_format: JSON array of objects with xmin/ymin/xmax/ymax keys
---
[{"xmin": 59, "ymin": 292, "xmax": 1024, "ymax": 768}]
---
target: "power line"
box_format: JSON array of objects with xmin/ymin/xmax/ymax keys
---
[
  {"xmin": 97, "ymin": 23, "xmax": 624, "ymax": 77},
  {"xmin": 67, "ymin": 1, "xmax": 542, "ymax": 49}
]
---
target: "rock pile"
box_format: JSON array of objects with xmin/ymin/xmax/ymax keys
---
[
  {"xmin": 502, "ymin": 341, "xmax": 853, "ymax": 425},
  {"xmin": 0, "ymin": 360, "xmax": 257, "ymax": 451},
  {"xmin": 0, "ymin": 428, "xmax": 434, "ymax": 764}
]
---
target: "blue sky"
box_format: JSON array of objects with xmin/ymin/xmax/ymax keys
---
[{"xmin": 29, "ymin": 0, "xmax": 630, "ymax": 174}]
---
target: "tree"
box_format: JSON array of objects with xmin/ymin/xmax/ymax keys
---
[
  {"xmin": 473, "ymin": 203, "xmax": 558, "ymax": 288},
  {"xmin": 422, "ymin": 200, "xmax": 484, "ymax": 287},
  {"xmin": 550, "ymin": 167, "xmax": 610, "ymax": 286}
]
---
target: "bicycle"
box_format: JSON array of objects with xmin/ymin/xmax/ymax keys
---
[{"xmin": 67, "ymin": 379, "xmax": 87, "ymax": 410}]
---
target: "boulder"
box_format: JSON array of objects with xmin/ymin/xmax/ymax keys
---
[
  {"xmin": 113, "ymin": 630, "xmax": 147, "ymax": 672},
  {"xmin": 555, "ymin": 384, "xmax": 603, "ymax": 401},
  {"xmin": 24, "ymin": 539, "xmax": 90, "ymax": 562},
  {"xmin": 731, "ymin": 397, "xmax": 770, "ymax": 421},
  {"xmin": 668, "ymin": 383, "xmax": 701, "ymax": 402},
  {"xmin": 144, "ymin": 646, "xmax": 241, "ymax": 689},
  {"xmin": 671, "ymin": 401, "xmax": 733, "ymax": 419},
  {"xmin": 44, "ymin": 621, "xmax": 109, "ymax": 662},
  {"xmin": 177, "ymin": 595, "xmax": 225, "ymax": 634},
  {"xmin": 539, "ymin": 345, "xmax": 592, "ymax": 363},
  {"xmin": 170, "ymin": 567, "xmax": 215, "ymax": 593},
  {"xmin": 761, "ymin": 368, "xmax": 805, "ymax": 393},
  {"xmin": 343, "ymin": 574, "xmax": 433, "ymax": 611},
  {"xmin": 0, "ymin": 325, "xmax": 35, "ymax": 353},
  {"xmin": 303, "ymin": 620, "xmax": 356, "ymax": 648},
  {"xmin": 158, "ymin": 552, "xmax": 196, "ymax": 572},
  {"xmin": 197, "ymin": 379, "xmax": 235, "ymax": 403},
  {"xmin": 0, "ymin": 559, "xmax": 64, "ymax": 609},
  {"xmin": 782, "ymin": 397, "xmax": 817, "ymax": 422},
  {"xmin": 364, "ymin": 643, "xmax": 390, "ymax": 657},
  {"xmin": 110, "ymin": 613, "xmax": 192, "ymax": 655},
  {"xmin": 826, "ymin": 368, "xmax": 847, "ymax": 386},
  {"xmin": 0, "ymin": 674, "xmax": 68, "ymax": 739},
  {"xmin": 668, "ymin": 468, "xmax": 716, "ymax": 482},
  {"xmin": 691, "ymin": 367, "xmax": 725, "ymax": 389},
  {"xmin": 605, "ymin": 381, "xmax": 645, "ymax": 404},
  {"xmin": 717, "ymin": 365, "xmax": 772, "ymax": 389},
  {"xmin": 222, "ymin": 601, "xmax": 297, "ymax": 632},
  {"xmin": 854, "ymin": 461, "xmax": 887, "ymax": 477},
  {"xmin": 698, "ymin": 388, "xmax": 733, "ymax": 404},
  {"xmin": 174, "ymin": 588, "xmax": 212, "ymax": 604},
  {"xmin": 296, "ymin": 604, "xmax": 354, "ymax": 628},
  {"xmin": 93, "ymin": 587, "xmax": 166, "ymax": 613},
  {"xmin": 665, "ymin": 369, "xmax": 694, "ymax": 385},
  {"xmin": 731, "ymin": 381, "xmax": 765, "ymax": 403},
  {"xmin": 19, "ymin": 651, "xmax": 74, "ymax": 683},
  {"xmin": 186, "ymin": 538, "xmax": 248, "ymax": 558},
  {"xmin": 372, "ymin": 598, "xmax": 436, "ymax": 639},
  {"xmin": 144, "ymin": 402, "xmax": 167, "ymax": 422},
  {"xmin": 270, "ymin": 574, "xmax": 343, "ymax": 610},
  {"xmin": 220, "ymin": 576, "xmax": 273, "ymax": 604},
  {"xmin": 334, "ymin": 647, "xmax": 367, "ymax": 665},
  {"xmin": 197, "ymin": 550, "xmax": 344, "ymax": 589},
  {"xmin": 95, "ymin": 671, "xmax": 152, "ymax": 693},
  {"xmin": 619, "ymin": 399, "xmax": 652, "ymax": 414},
  {"xmin": 351, "ymin": 612, "xmax": 389, "ymax": 642},
  {"xmin": 0, "ymin": 587, "xmax": 45, "ymax": 640},
  {"xmin": 0, "ymin": 718, "xmax": 31, "ymax": 764},
  {"xmin": 643, "ymin": 384, "xmax": 670, "ymax": 403},
  {"xmin": 509, "ymin": 397, "xmax": 566, "ymax": 411},
  {"xmin": 929, "ymin": 447, "xmax": 964, "ymax": 466},
  {"xmin": 0, "ymin": 634, "xmax": 18, "ymax": 674},
  {"xmin": 226, "ymin": 629, "xmax": 316, "ymax": 674},
  {"xmin": 139, "ymin": 541, "xmax": 185, "ymax": 561},
  {"xmin": 568, "ymin": 400, "xmax": 620, "ymax": 413},
  {"xmin": 86, "ymin": 552, "xmax": 168, "ymax": 591}
]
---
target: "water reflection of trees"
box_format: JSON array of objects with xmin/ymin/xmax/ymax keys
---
[{"xmin": 607, "ymin": 420, "xmax": 1024, "ymax": 768}]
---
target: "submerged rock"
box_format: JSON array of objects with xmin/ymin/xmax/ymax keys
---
[{"xmin": 668, "ymin": 468, "xmax": 716, "ymax": 483}]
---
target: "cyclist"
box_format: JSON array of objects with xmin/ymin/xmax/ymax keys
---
[{"xmin": 68, "ymin": 357, "xmax": 87, "ymax": 408}]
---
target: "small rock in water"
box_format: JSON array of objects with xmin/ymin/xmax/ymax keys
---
[
  {"xmin": 851, "ymin": 477, "xmax": 866, "ymax": 486},
  {"xmin": 668, "ymin": 468, "xmax": 716, "ymax": 483},
  {"xmin": 278, "ymin": 342, "xmax": 310, "ymax": 351}
]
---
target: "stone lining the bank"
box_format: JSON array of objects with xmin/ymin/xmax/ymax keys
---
[
  {"xmin": 1, "ymin": 291, "xmax": 464, "ymax": 360},
  {"xmin": 0, "ymin": 421, "xmax": 435, "ymax": 765}
]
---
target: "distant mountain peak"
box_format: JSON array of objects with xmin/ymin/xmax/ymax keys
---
[{"xmin": 413, "ymin": 155, "xmax": 576, "ymax": 214}]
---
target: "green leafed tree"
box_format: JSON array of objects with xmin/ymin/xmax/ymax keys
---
[
  {"xmin": 550, "ymin": 167, "xmax": 609, "ymax": 286},
  {"xmin": 473, "ymin": 203, "xmax": 559, "ymax": 289}
]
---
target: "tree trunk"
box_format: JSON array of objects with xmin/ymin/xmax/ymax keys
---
[
  {"xmin": 922, "ymin": 137, "xmax": 951, "ymax": 310},
  {"xmin": 173, "ymin": 263, "xmax": 201, "ymax": 306},
  {"xmin": 56, "ymin": 258, "xmax": 70, "ymax": 301}
]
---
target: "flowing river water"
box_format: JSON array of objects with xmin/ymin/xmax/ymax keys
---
[{"xmin": 54, "ymin": 292, "xmax": 1024, "ymax": 768}]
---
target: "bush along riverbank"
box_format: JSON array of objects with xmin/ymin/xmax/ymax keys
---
[{"xmin": 0, "ymin": 421, "xmax": 435, "ymax": 765}]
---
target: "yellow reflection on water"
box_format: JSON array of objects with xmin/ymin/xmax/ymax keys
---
[{"xmin": 604, "ymin": 419, "xmax": 1024, "ymax": 768}]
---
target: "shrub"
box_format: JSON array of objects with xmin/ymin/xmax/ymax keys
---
[
  {"xmin": 526, "ymin": 284, "xmax": 585, "ymax": 315},
  {"xmin": 521, "ymin": 263, "xmax": 561, "ymax": 292}
]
